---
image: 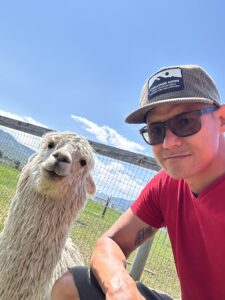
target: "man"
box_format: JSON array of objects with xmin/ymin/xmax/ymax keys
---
[{"xmin": 51, "ymin": 65, "xmax": 225, "ymax": 300}]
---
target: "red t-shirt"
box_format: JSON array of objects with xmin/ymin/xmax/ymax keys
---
[{"xmin": 131, "ymin": 170, "xmax": 225, "ymax": 300}]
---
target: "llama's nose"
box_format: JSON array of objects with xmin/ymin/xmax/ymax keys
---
[{"xmin": 52, "ymin": 151, "xmax": 72, "ymax": 163}]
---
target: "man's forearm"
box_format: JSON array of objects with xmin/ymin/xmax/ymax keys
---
[
  {"xmin": 90, "ymin": 210, "xmax": 154, "ymax": 299},
  {"xmin": 90, "ymin": 236, "xmax": 143, "ymax": 299}
]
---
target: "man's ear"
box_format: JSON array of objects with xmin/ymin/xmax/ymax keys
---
[{"xmin": 215, "ymin": 105, "xmax": 225, "ymax": 132}]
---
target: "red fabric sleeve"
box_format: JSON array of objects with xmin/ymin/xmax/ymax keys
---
[{"xmin": 131, "ymin": 171, "xmax": 166, "ymax": 228}]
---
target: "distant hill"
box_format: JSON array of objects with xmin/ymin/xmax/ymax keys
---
[
  {"xmin": 94, "ymin": 191, "xmax": 133, "ymax": 212},
  {"xmin": 0, "ymin": 129, "xmax": 35, "ymax": 166}
]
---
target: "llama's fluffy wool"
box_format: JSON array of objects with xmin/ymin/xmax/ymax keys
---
[{"xmin": 0, "ymin": 131, "xmax": 96, "ymax": 300}]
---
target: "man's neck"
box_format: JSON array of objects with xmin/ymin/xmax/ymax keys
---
[{"xmin": 187, "ymin": 154, "xmax": 225, "ymax": 195}]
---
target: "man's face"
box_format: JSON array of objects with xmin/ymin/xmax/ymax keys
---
[{"xmin": 146, "ymin": 103, "xmax": 223, "ymax": 181}]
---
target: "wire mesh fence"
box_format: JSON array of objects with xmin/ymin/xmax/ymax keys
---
[{"xmin": 0, "ymin": 115, "xmax": 181, "ymax": 299}]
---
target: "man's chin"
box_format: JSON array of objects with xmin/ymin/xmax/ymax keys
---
[{"xmin": 163, "ymin": 167, "xmax": 189, "ymax": 180}]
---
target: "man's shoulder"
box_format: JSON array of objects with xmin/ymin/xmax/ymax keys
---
[{"xmin": 146, "ymin": 170, "xmax": 188, "ymax": 196}]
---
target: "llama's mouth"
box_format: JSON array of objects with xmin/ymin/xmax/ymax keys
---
[{"xmin": 43, "ymin": 168, "xmax": 66, "ymax": 180}]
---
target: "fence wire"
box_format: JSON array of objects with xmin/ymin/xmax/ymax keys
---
[{"xmin": 0, "ymin": 118, "xmax": 181, "ymax": 299}]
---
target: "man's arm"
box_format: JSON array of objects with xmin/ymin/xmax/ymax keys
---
[{"xmin": 90, "ymin": 208, "xmax": 158, "ymax": 299}]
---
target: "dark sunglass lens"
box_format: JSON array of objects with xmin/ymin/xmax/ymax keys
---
[
  {"xmin": 171, "ymin": 111, "xmax": 201, "ymax": 137},
  {"xmin": 143, "ymin": 132, "xmax": 149, "ymax": 143},
  {"xmin": 148, "ymin": 124, "xmax": 165, "ymax": 145}
]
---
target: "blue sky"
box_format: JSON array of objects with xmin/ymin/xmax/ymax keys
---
[{"xmin": 1, "ymin": 0, "xmax": 225, "ymax": 157}]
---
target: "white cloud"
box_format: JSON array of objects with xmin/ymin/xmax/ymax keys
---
[
  {"xmin": 0, "ymin": 109, "xmax": 47, "ymax": 128},
  {"xmin": 93, "ymin": 157, "xmax": 146, "ymax": 200},
  {"xmin": 104, "ymin": 161, "xmax": 125, "ymax": 172},
  {"xmin": 71, "ymin": 115, "xmax": 145, "ymax": 153}
]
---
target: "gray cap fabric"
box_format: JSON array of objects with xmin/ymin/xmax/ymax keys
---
[{"xmin": 125, "ymin": 64, "xmax": 221, "ymax": 124}]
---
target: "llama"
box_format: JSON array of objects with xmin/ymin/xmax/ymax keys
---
[{"xmin": 0, "ymin": 131, "xmax": 96, "ymax": 300}]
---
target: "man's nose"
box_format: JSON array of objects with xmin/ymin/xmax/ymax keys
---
[{"xmin": 162, "ymin": 129, "xmax": 182, "ymax": 149}]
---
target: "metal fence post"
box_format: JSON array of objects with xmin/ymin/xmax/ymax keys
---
[{"xmin": 129, "ymin": 236, "xmax": 154, "ymax": 281}]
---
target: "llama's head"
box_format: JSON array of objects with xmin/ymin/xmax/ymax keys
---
[{"xmin": 21, "ymin": 131, "xmax": 96, "ymax": 204}]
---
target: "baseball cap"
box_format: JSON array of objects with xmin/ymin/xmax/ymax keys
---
[{"xmin": 125, "ymin": 64, "xmax": 221, "ymax": 124}]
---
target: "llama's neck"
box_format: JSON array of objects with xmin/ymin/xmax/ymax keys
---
[
  {"xmin": 2, "ymin": 179, "xmax": 82, "ymax": 251},
  {"xmin": 0, "ymin": 175, "xmax": 85, "ymax": 298}
]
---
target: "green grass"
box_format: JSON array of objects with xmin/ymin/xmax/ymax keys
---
[
  {"xmin": 0, "ymin": 163, "xmax": 181, "ymax": 299},
  {"xmin": 0, "ymin": 164, "xmax": 19, "ymax": 231}
]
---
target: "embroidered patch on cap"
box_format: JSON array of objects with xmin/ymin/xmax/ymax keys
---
[{"xmin": 148, "ymin": 68, "xmax": 184, "ymax": 99}]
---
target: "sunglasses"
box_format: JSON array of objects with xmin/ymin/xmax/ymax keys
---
[{"xmin": 139, "ymin": 106, "xmax": 218, "ymax": 145}]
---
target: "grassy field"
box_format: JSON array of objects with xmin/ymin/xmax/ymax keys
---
[
  {"xmin": 0, "ymin": 163, "xmax": 181, "ymax": 299},
  {"xmin": 0, "ymin": 164, "xmax": 20, "ymax": 231}
]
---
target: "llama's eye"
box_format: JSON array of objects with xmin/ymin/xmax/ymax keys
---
[
  {"xmin": 79, "ymin": 159, "xmax": 86, "ymax": 167},
  {"xmin": 47, "ymin": 142, "xmax": 55, "ymax": 149}
]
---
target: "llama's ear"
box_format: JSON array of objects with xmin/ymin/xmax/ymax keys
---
[{"xmin": 86, "ymin": 174, "xmax": 96, "ymax": 195}]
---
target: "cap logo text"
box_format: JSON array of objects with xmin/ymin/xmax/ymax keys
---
[{"xmin": 148, "ymin": 68, "xmax": 184, "ymax": 99}]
